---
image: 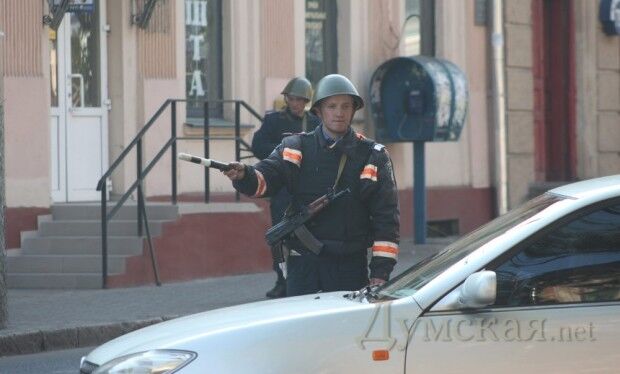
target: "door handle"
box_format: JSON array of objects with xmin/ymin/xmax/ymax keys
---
[{"xmin": 68, "ymin": 73, "xmax": 85, "ymax": 109}]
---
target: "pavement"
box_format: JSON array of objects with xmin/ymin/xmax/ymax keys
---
[{"xmin": 0, "ymin": 238, "xmax": 451, "ymax": 357}]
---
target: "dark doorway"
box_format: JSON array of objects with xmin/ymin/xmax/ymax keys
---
[{"xmin": 532, "ymin": 0, "xmax": 576, "ymax": 182}]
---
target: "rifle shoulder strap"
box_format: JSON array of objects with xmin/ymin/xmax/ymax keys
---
[
  {"xmin": 302, "ymin": 112, "xmax": 308, "ymax": 132},
  {"xmin": 333, "ymin": 153, "xmax": 347, "ymax": 190}
]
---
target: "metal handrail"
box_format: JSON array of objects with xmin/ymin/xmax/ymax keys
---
[{"xmin": 96, "ymin": 99, "xmax": 263, "ymax": 289}]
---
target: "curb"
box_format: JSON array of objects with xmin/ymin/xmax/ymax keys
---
[{"xmin": 0, "ymin": 315, "xmax": 179, "ymax": 357}]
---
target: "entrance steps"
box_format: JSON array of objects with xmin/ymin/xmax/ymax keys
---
[
  {"xmin": 6, "ymin": 203, "xmax": 178, "ymax": 289},
  {"xmin": 6, "ymin": 201, "xmax": 272, "ymax": 289}
]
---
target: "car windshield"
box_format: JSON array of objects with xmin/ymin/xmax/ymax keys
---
[{"xmin": 375, "ymin": 193, "xmax": 566, "ymax": 300}]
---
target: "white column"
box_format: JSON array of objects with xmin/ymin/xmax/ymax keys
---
[
  {"xmin": 223, "ymin": 0, "xmax": 262, "ymax": 122},
  {"xmin": 337, "ymin": 0, "xmax": 370, "ymax": 122},
  {"xmin": 294, "ymin": 0, "xmax": 306, "ymax": 76}
]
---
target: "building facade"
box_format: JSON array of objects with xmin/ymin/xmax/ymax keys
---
[
  {"xmin": 0, "ymin": 0, "xmax": 618, "ymax": 252},
  {"xmin": 503, "ymin": 0, "xmax": 620, "ymax": 208}
]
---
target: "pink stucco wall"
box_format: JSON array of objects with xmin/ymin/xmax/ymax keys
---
[{"xmin": 5, "ymin": 77, "xmax": 51, "ymax": 207}]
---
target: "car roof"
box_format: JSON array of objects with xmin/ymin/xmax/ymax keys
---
[{"xmin": 549, "ymin": 174, "xmax": 620, "ymax": 199}]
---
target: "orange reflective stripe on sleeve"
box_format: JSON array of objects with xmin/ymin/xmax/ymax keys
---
[
  {"xmin": 360, "ymin": 164, "xmax": 378, "ymax": 182},
  {"xmin": 253, "ymin": 170, "xmax": 267, "ymax": 197},
  {"xmin": 372, "ymin": 241, "xmax": 399, "ymax": 259},
  {"xmin": 283, "ymin": 148, "xmax": 302, "ymax": 167}
]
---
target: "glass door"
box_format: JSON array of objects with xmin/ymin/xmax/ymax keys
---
[{"xmin": 49, "ymin": 0, "xmax": 108, "ymax": 202}]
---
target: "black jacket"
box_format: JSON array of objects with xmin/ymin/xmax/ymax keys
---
[
  {"xmin": 252, "ymin": 108, "xmax": 320, "ymax": 224},
  {"xmin": 251, "ymin": 108, "xmax": 320, "ymax": 160},
  {"xmin": 235, "ymin": 126, "xmax": 400, "ymax": 281}
]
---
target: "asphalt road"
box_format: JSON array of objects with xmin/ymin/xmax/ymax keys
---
[{"xmin": 0, "ymin": 346, "xmax": 92, "ymax": 374}]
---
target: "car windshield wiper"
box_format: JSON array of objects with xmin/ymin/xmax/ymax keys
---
[
  {"xmin": 343, "ymin": 285, "xmax": 381, "ymax": 302},
  {"xmin": 365, "ymin": 286, "xmax": 381, "ymax": 301}
]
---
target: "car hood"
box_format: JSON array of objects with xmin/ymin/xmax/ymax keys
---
[{"xmin": 86, "ymin": 291, "xmax": 365, "ymax": 365}]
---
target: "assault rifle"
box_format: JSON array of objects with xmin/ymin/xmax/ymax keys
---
[{"xmin": 266, "ymin": 188, "xmax": 350, "ymax": 255}]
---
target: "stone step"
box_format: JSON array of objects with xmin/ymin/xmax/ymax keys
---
[
  {"xmin": 20, "ymin": 236, "xmax": 144, "ymax": 255},
  {"xmin": 6, "ymin": 273, "xmax": 105, "ymax": 289},
  {"xmin": 6, "ymin": 254, "xmax": 128, "ymax": 274},
  {"xmin": 51, "ymin": 203, "xmax": 179, "ymax": 221},
  {"xmin": 37, "ymin": 219, "xmax": 163, "ymax": 237},
  {"xmin": 5, "ymin": 202, "xmax": 211, "ymax": 289}
]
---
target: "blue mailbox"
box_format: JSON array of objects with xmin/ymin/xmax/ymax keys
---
[{"xmin": 369, "ymin": 56, "xmax": 468, "ymax": 143}]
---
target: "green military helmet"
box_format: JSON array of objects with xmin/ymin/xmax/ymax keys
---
[
  {"xmin": 311, "ymin": 74, "xmax": 364, "ymax": 112},
  {"xmin": 281, "ymin": 76, "xmax": 313, "ymax": 101}
]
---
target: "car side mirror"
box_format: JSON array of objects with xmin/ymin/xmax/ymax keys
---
[{"xmin": 431, "ymin": 270, "xmax": 497, "ymax": 311}]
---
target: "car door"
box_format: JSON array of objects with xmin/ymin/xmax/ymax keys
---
[{"xmin": 405, "ymin": 199, "xmax": 620, "ymax": 374}]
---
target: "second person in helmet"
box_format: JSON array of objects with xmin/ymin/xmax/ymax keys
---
[
  {"xmin": 252, "ymin": 77, "xmax": 320, "ymax": 159},
  {"xmin": 227, "ymin": 74, "xmax": 400, "ymax": 296},
  {"xmin": 251, "ymin": 77, "xmax": 320, "ymax": 298}
]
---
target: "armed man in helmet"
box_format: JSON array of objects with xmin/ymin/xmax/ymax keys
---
[
  {"xmin": 224, "ymin": 74, "xmax": 399, "ymax": 296},
  {"xmin": 251, "ymin": 77, "xmax": 321, "ymax": 298}
]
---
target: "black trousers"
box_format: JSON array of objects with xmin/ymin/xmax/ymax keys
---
[{"xmin": 286, "ymin": 251, "xmax": 369, "ymax": 296}]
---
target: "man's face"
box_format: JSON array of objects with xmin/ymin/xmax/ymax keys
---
[
  {"xmin": 316, "ymin": 95, "xmax": 355, "ymax": 138},
  {"xmin": 285, "ymin": 95, "xmax": 308, "ymax": 117}
]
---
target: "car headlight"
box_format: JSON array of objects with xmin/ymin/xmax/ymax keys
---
[{"xmin": 92, "ymin": 350, "xmax": 196, "ymax": 374}]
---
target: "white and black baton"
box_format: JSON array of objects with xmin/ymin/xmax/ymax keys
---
[{"xmin": 177, "ymin": 153, "xmax": 232, "ymax": 171}]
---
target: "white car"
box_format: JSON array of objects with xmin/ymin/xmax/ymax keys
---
[{"xmin": 81, "ymin": 176, "xmax": 620, "ymax": 373}]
